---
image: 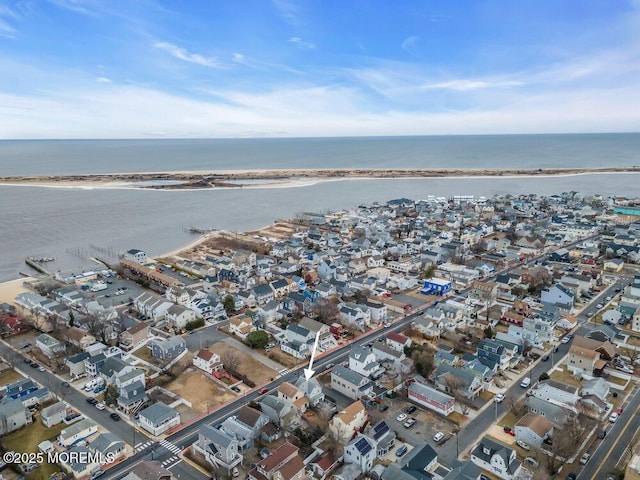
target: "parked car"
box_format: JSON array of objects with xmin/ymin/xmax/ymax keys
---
[
  {"xmin": 503, "ymin": 426, "xmax": 516, "ymax": 436},
  {"xmin": 231, "ymin": 386, "xmax": 241, "ymax": 393},
  {"xmin": 609, "ymin": 412, "xmax": 618, "ymax": 423},
  {"xmin": 30, "ymin": 362, "xmax": 39, "ymax": 368},
  {"xmin": 258, "ymin": 388, "xmax": 270, "ymax": 395},
  {"xmin": 405, "ymin": 406, "xmax": 417, "ymax": 414},
  {"xmin": 580, "ymin": 453, "xmax": 591, "ymax": 464},
  {"xmin": 566, "ymin": 474, "xmax": 577, "ymax": 480},
  {"xmin": 494, "ymin": 393, "xmax": 505, "ymax": 403},
  {"xmin": 541, "ymin": 354, "xmax": 549, "ymax": 361},
  {"xmin": 616, "ymin": 406, "xmax": 624, "ymax": 415},
  {"xmin": 598, "ymin": 430, "xmax": 607, "ymax": 439},
  {"xmin": 86, "ymin": 398, "xmax": 98, "ymax": 405},
  {"xmin": 396, "ymin": 413, "xmax": 407, "ymax": 422},
  {"xmin": 529, "ymin": 352, "xmax": 540, "ymax": 360},
  {"xmin": 433, "ymin": 432, "xmax": 444, "ymax": 443},
  {"xmin": 520, "ymin": 377, "xmax": 531, "ymax": 388},
  {"xmin": 596, "ymin": 303, "xmax": 604, "ymax": 309},
  {"xmin": 20, "ymin": 343, "xmax": 31, "ymax": 349},
  {"xmin": 90, "ymin": 470, "xmax": 105, "ymax": 479},
  {"xmin": 61, "ymin": 381, "xmax": 70, "ymax": 388},
  {"xmin": 232, "ymin": 467, "xmax": 239, "ymax": 477},
  {"xmin": 95, "ymin": 403, "xmax": 106, "ymax": 411},
  {"xmin": 110, "ymin": 413, "xmax": 120, "ymax": 421},
  {"xmin": 379, "ymin": 404, "xmax": 389, "ymax": 412},
  {"xmin": 403, "ymin": 418, "xmax": 416, "ymax": 428},
  {"xmin": 38, "ymin": 366, "xmax": 45, "ymax": 372},
  {"xmin": 516, "ymin": 440, "xmax": 530, "ymax": 451},
  {"xmin": 23, "ymin": 358, "xmax": 31, "ymax": 363},
  {"xmin": 395, "ymin": 445, "xmax": 408, "ymax": 457}
]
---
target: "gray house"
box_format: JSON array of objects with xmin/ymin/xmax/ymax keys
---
[
  {"xmin": 194, "ymin": 424, "xmax": 242, "ymax": 472},
  {"xmin": 90, "ymin": 432, "xmax": 127, "ymax": 462},
  {"xmin": 258, "ymin": 395, "xmax": 292, "ymax": 425},
  {"xmin": 41, "ymin": 401, "xmax": 67, "ymax": 427},
  {"xmin": 66, "ymin": 352, "xmax": 90, "ymax": 379},
  {"xmin": 149, "ymin": 336, "xmax": 186, "ymax": 360},
  {"xmin": 0, "ymin": 398, "xmax": 32, "ymax": 435},
  {"xmin": 330, "ymin": 365, "xmax": 374, "ymax": 400},
  {"xmin": 138, "ymin": 402, "xmax": 181, "ymax": 436}
]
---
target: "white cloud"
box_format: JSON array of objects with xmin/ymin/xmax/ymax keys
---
[
  {"xmin": 288, "ymin": 37, "xmax": 315, "ymax": 50},
  {"xmin": 232, "ymin": 53, "xmax": 245, "ymax": 63},
  {"xmin": 0, "ymin": 5, "xmax": 19, "ymax": 38},
  {"xmin": 1, "ymin": 79, "xmax": 639, "ymax": 139},
  {"xmin": 154, "ymin": 41, "xmax": 223, "ymax": 68},
  {"xmin": 401, "ymin": 35, "xmax": 419, "ymax": 52},
  {"xmin": 96, "ymin": 76, "xmax": 111, "ymax": 83},
  {"xmin": 272, "ymin": 0, "xmax": 302, "ymax": 26},
  {"xmin": 421, "ymin": 79, "xmax": 524, "ymax": 91}
]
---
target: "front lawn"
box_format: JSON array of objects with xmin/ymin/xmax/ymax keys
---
[
  {"xmin": 0, "ymin": 368, "xmax": 24, "ymax": 387},
  {"xmin": 1, "ymin": 417, "xmax": 67, "ymax": 480}
]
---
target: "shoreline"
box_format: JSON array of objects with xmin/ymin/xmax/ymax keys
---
[{"xmin": 0, "ymin": 167, "xmax": 640, "ymax": 191}]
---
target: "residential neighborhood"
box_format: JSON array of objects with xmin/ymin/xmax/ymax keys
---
[{"xmin": 3, "ymin": 193, "xmax": 640, "ymax": 480}]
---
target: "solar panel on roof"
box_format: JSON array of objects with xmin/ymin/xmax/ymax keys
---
[
  {"xmin": 372, "ymin": 422, "xmax": 389, "ymax": 438},
  {"xmin": 355, "ymin": 437, "xmax": 372, "ymax": 455}
]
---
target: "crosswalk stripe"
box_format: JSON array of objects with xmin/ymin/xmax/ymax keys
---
[{"xmin": 167, "ymin": 460, "xmax": 182, "ymax": 469}]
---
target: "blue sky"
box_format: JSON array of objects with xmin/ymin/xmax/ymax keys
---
[{"xmin": 0, "ymin": 0, "xmax": 639, "ymax": 138}]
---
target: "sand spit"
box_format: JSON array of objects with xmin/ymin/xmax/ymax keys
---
[{"xmin": 2, "ymin": 167, "xmax": 640, "ymax": 190}]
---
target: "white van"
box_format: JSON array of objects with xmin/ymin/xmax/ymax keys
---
[{"xmin": 520, "ymin": 377, "xmax": 531, "ymax": 388}]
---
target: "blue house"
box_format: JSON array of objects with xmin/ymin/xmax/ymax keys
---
[
  {"xmin": 5, "ymin": 379, "xmax": 37, "ymax": 399},
  {"xmin": 421, "ymin": 278, "xmax": 452, "ymax": 296}
]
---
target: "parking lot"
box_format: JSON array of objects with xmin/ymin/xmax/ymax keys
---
[{"xmin": 378, "ymin": 397, "xmax": 456, "ymax": 449}]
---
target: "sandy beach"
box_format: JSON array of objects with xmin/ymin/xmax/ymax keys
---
[
  {"xmin": 0, "ymin": 278, "xmax": 32, "ymax": 305},
  {"xmin": 2, "ymin": 167, "xmax": 640, "ymax": 191}
]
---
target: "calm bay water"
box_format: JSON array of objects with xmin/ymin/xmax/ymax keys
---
[
  {"xmin": 1, "ymin": 173, "xmax": 640, "ymax": 282},
  {"xmin": 1, "ymin": 134, "xmax": 640, "ymax": 282}
]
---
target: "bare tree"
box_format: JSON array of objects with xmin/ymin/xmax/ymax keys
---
[
  {"xmin": 621, "ymin": 347, "xmax": 640, "ymax": 366},
  {"xmin": 312, "ymin": 298, "xmax": 340, "ymax": 324},
  {"xmin": 441, "ymin": 375, "xmax": 472, "ymax": 416},
  {"xmin": 220, "ymin": 349, "xmax": 242, "ymax": 374},
  {"xmin": 506, "ymin": 393, "xmax": 528, "ymax": 419},
  {"xmin": 83, "ymin": 314, "xmax": 110, "ymax": 344}
]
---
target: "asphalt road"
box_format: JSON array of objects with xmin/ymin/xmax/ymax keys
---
[
  {"xmin": 577, "ymin": 385, "xmax": 640, "ymax": 480},
  {"xmin": 435, "ymin": 337, "xmax": 574, "ymax": 465},
  {"xmin": 0, "ymin": 343, "xmax": 139, "ymax": 445},
  {"xmin": 2, "ymin": 233, "xmax": 604, "ymax": 479}
]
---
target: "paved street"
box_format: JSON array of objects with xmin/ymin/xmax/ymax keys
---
[
  {"xmin": 2, "ymin": 233, "xmax": 615, "ymax": 479},
  {"xmin": 578, "ymin": 385, "xmax": 640, "ymax": 479}
]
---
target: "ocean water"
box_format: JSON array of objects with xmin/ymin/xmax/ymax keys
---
[
  {"xmin": 1, "ymin": 134, "xmax": 640, "ymax": 282},
  {"xmin": 0, "ymin": 133, "xmax": 639, "ymax": 176}
]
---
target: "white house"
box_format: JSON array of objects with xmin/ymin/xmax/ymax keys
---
[
  {"xmin": 193, "ymin": 349, "xmax": 223, "ymax": 375},
  {"xmin": 349, "ymin": 346, "xmax": 385, "ymax": 379},
  {"xmin": 124, "ymin": 249, "xmax": 148, "ymax": 264},
  {"xmin": 344, "ymin": 434, "xmax": 376, "ymax": 472},
  {"xmin": 530, "ymin": 380, "xmax": 579, "ymax": 408},
  {"xmin": 36, "ymin": 333, "xmax": 65, "ymax": 358},
  {"xmin": 470, "ymin": 436, "xmax": 522, "ymax": 480},
  {"xmin": 58, "ymin": 419, "xmax": 98, "ymax": 448},
  {"xmin": 165, "ymin": 304, "xmax": 196, "ymax": 331},
  {"xmin": 514, "ymin": 413, "xmax": 554, "ymax": 448}
]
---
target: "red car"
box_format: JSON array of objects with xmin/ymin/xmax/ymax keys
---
[
  {"xmin": 616, "ymin": 406, "xmax": 624, "ymax": 415},
  {"xmin": 503, "ymin": 426, "xmax": 516, "ymax": 436},
  {"xmin": 258, "ymin": 388, "xmax": 270, "ymax": 395}
]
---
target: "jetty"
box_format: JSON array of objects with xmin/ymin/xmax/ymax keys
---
[{"xmin": 25, "ymin": 257, "xmax": 52, "ymax": 275}]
